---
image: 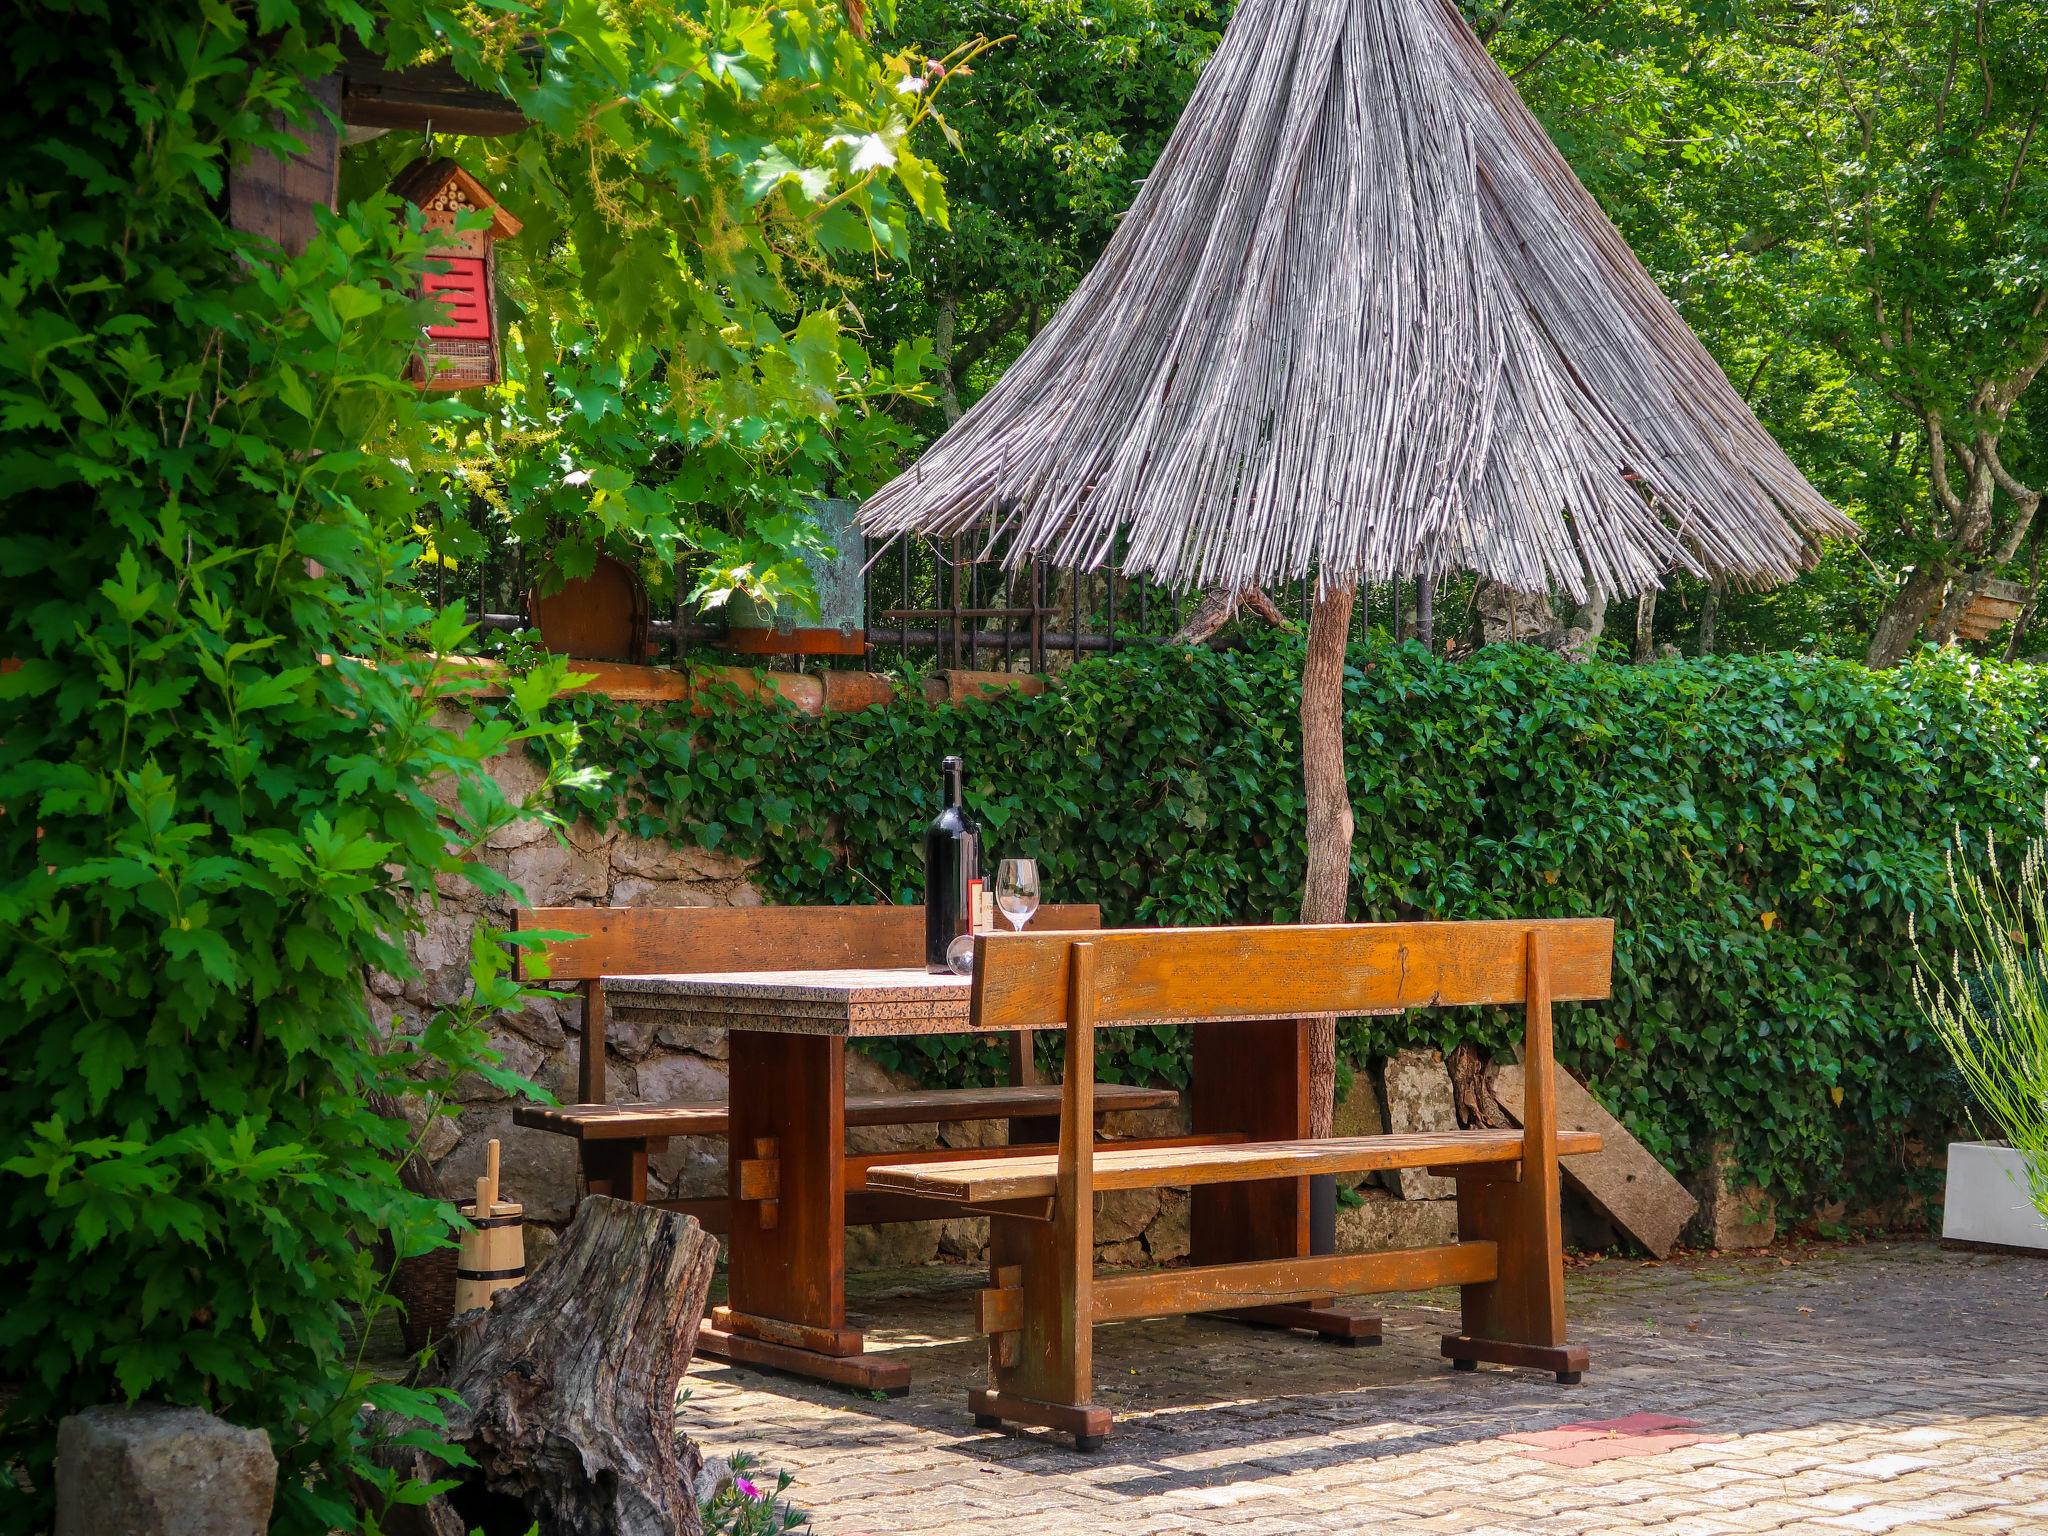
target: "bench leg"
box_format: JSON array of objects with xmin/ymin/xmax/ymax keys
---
[
  {"xmin": 1441, "ymin": 935, "xmax": 1587, "ymax": 1385},
  {"xmin": 1439, "ymin": 1169, "xmax": 1587, "ymax": 1382},
  {"xmin": 1191, "ymin": 1019, "xmax": 1379, "ymax": 1345},
  {"xmin": 581, "ymin": 1140, "xmax": 650, "ymax": 1204},
  {"xmin": 973, "ymin": 1211, "xmax": 1112, "ymax": 1450}
]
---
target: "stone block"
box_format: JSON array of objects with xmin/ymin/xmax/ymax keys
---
[
  {"xmin": 484, "ymin": 812, "xmax": 553, "ymax": 853},
  {"xmin": 1099, "ymin": 1100, "xmax": 1193, "ymax": 1140},
  {"xmin": 455, "ymin": 1029, "xmax": 546, "ymax": 1103},
  {"xmin": 1337, "ymin": 1194, "xmax": 1458, "ymax": 1251},
  {"xmin": 440, "ymin": 1112, "xmax": 580, "ymax": 1224},
  {"xmin": 845, "ymin": 1220, "xmax": 940, "ymax": 1271},
  {"xmin": 56, "ymin": 1404, "xmax": 276, "ymax": 1536},
  {"xmin": 1144, "ymin": 1189, "xmax": 1191, "ymax": 1261},
  {"xmin": 654, "ymin": 1022, "xmax": 731, "ymax": 1060},
  {"xmin": 498, "ymin": 993, "xmax": 573, "ymax": 1051},
  {"xmin": 651, "ymin": 1135, "xmax": 726, "ymax": 1200},
  {"xmin": 937, "ymin": 1117, "xmax": 1005, "ymax": 1151},
  {"xmin": 607, "ymin": 876, "xmax": 716, "ymax": 909},
  {"xmin": 1493, "ymin": 1063, "xmax": 1698, "ymax": 1259},
  {"xmin": 1333, "ymin": 1076, "xmax": 1387, "ymax": 1139},
  {"xmin": 939, "ymin": 1217, "xmax": 990, "ymax": 1261},
  {"xmin": 633, "ymin": 1051, "xmax": 729, "ymax": 1105},
  {"xmin": 531, "ymin": 1051, "xmax": 634, "ymax": 1109},
  {"xmin": 1095, "ymin": 1187, "xmax": 1162, "ymax": 1244},
  {"xmin": 609, "ymin": 838, "xmax": 756, "ymax": 884},
  {"xmin": 1379, "ymin": 1048, "xmax": 1458, "ymax": 1199},
  {"xmin": 417, "ymin": 1113, "xmax": 462, "ymax": 1166},
  {"xmin": 1686, "ymin": 1140, "xmax": 1777, "ymax": 1249},
  {"xmin": 1333, "ymin": 1071, "xmax": 1387, "ymax": 1189},
  {"xmin": 500, "ymin": 837, "xmax": 609, "ymax": 910},
  {"xmin": 561, "ymin": 816, "xmax": 617, "ymax": 858}
]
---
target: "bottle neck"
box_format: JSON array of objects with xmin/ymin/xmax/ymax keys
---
[{"xmin": 941, "ymin": 758, "xmax": 963, "ymax": 807}]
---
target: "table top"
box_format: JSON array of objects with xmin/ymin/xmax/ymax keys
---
[{"xmin": 606, "ymin": 967, "xmax": 973, "ymax": 1038}]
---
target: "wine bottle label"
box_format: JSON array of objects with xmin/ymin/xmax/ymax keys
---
[
  {"xmin": 963, "ymin": 878, "xmax": 984, "ymax": 936},
  {"xmin": 976, "ymin": 888, "xmax": 995, "ymax": 933}
]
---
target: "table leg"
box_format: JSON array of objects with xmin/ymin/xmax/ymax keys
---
[
  {"xmin": 696, "ymin": 1030, "xmax": 911, "ymax": 1395},
  {"xmin": 1190, "ymin": 1018, "xmax": 1381, "ymax": 1345}
]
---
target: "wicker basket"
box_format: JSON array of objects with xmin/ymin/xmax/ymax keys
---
[{"xmin": 392, "ymin": 1245, "xmax": 461, "ymax": 1355}]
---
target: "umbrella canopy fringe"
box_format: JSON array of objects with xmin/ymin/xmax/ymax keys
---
[{"xmin": 861, "ymin": 0, "xmax": 1856, "ymax": 600}]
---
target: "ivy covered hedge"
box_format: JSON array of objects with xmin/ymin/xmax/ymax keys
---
[{"xmin": 552, "ymin": 638, "xmax": 2048, "ymax": 1216}]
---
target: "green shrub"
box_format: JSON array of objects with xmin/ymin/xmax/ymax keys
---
[
  {"xmin": 0, "ymin": 8, "xmax": 587, "ymax": 1529},
  {"xmin": 555, "ymin": 637, "xmax": 2048, "ymax": 1217}
]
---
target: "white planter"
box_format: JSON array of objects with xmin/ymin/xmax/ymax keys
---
[{"xmin": 1943, "ymin": 1142, "xmax": 2048, "ymax": 1252}]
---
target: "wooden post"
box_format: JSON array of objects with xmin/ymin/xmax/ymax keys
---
[
  {"xmin": 972, "ymin": 941, "xmax": 1111, "ymax": 1447},
  {"xmin": 1300, "ymin": 582, "xmax": 1355, "ymax": 1141},
  {"xmin": 227, "ymin": 75, "xmax": 340, "ymax": 258},
  {"xmin": 578, "ymin": 979, "xmax": 607, "ymax": 1104},
  {"xmin": 1441, "ymin": 928, "xmax": 1587, "ymax": 1383}
]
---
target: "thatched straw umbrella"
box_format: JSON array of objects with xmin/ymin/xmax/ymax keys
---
[{"xmin": 862, "ymin": 0, "xmax": 1854, "ymax": 1139}]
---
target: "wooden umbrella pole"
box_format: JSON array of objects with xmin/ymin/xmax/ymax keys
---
[{"xmin": 1300, "ymin": 581, "xmax": 1356, "ymax": 1141}]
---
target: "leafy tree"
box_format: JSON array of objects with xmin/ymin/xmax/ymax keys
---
[
  {"xmin": 0, "ymin": 1, "xmax": 942, "ymax": 1528},
  {"xmin": 1475, "ymin": 0, "xmax": 2048, "ymax": 664},
  {"xmin": 846, "ymin": 0, "xmax": 1226, "ymax": 427}
]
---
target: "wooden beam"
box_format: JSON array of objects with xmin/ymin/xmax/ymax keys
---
[
  {"xmin": 970, "ymin": 919, "xmax": 1615, "ymax": 1030},
  {"xmin": 864, "ymin": 1129, "xmax": 1603, "ymax": 1203},
  {"xmin": 338, "ymin": 41, "xmax": 529, "ymax": 137},
  {"xmin": 1090, "ymin": 1241, "xmax": 1497, "ymax": 1323}
]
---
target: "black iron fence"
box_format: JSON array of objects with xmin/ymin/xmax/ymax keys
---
[{"xmin": 430, "ymin": 512, "xmax": 1425, "ymax": 675}]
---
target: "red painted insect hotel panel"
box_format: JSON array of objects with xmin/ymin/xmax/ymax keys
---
[{"xmin": 389, "ymin": 156, "xmax": 523, "ymax": 391}]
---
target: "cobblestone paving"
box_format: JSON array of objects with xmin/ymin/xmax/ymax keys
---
[{"xmin": 685, "ymin": 1241, "xmax": 2048, "ymax": 1535}]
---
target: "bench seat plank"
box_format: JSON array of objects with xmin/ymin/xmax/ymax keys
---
[
  {"xmin": 866, "ymin": 1128, "xmax": 1604, "ymax": 1203},
  {"xmin": 513, "ymin": 1083, "xmax": 1178, "ymax": 1142}
]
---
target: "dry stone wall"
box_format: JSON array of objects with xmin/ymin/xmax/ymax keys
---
[{"xmin": 378, "ymin": 737, "xmax": 1203, "ymax": 1268}]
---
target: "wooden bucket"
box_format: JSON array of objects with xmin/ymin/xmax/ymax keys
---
[{"xmin": 453, "ymin": 1140, "xmax": 526, "ymax": 1314}]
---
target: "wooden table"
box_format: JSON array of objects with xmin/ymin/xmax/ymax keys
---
[{"xmin": 608, "ymin": 966, "xmax": 1372, "ymax": 1393}]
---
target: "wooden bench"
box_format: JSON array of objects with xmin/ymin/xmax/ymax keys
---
[
  {"xmin": 864, "ymin": 918, "xmax": 1612, "ymax": 1448},
  {"xmin": 508, "ymin": 903, "xmax": 1177, "ymax": 1218}
]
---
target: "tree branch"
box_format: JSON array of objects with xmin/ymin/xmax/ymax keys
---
[
  {"xmin": 949, "ymin": 300, "xmax": 1028, "ymax": 383},
  {"xmin": 1926, "ymin": 414, "xmax": 1966, "ymax": 521},
  {"xmin": 1173, "ymin": 584, "xmax": 1293, "ymax": 644}
]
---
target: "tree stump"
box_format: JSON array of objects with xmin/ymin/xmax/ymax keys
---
[{"xmin": 370, "ymin": 1196, "xmax": 720, "ymax": 1536}]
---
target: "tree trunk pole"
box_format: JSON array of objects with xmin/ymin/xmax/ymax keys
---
[
  {"xmin": 1415, "ymin": 575, "xmax": 1436, "ymax": 651},
  {"xmin": 1301, "ymin": 582, "xmax": 1356, "ymax": 1141},
  {"xmin": 1866, "ymin": 563, "xmax": 1950, "ymax": 668},
  {"xmin": 1696, "ymin": 578, "xmax": 1721, "ymax": 656}
]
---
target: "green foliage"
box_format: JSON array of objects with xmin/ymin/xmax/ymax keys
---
[
  {"xmin": 1472, "ymin": 0, "xmax": 2048, "ymax": 658},
  {"xmin": 555, "ymin": 638, "xmax": 2048, "ymax": 1217},
  {"xmin": 701, "ymin": 1450, "xmax": 810, "ymax": 1535},
  {"xmin": 0, "ymin": 0, "xmax": 942, "ymax": 1529},
  {"xmin": 836, "ymin": 0, "xmax": 1226, "ymax": 427},
  {"xmin": 1915, "ymin": 817, "xmax": 2048, "ymax": 1219},
  {"xmin": 365, "ymin": 0, "xmax": 976, "ymax": 615}
]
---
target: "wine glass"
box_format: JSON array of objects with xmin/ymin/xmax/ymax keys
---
[{"xmin": 995, "ymin": 859, "xmax": 1041, "ymax": 932}]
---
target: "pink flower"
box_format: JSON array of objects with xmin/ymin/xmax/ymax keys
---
[{"xmin": 735, "ymin": 1476, "xmax": 763, "ymax": 1501}]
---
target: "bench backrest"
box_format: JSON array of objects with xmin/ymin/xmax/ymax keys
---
[
  {"xmin": 514, "ymin": 902, "xmax": 1101, "ymax": 1104},
  {"xmin": 513, "ymin": 902, "xmax": 1102, "ymax": 982},
  {"xmin": 968, "ymin": 918, "xmax": 1612, "ymax": 1030},
  {"xmin": 969, "ymin": 919, "xmax": 1614, "ymax": 1234}
]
